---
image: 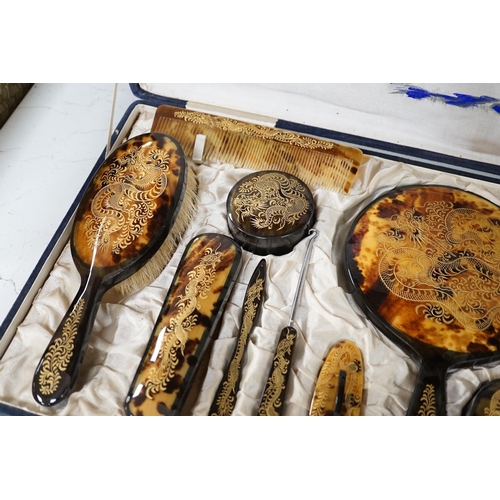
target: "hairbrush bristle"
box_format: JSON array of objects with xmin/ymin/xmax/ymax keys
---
[{"xmin": 113, "ymin": 165, "xmax": 198, "ymax": 296}]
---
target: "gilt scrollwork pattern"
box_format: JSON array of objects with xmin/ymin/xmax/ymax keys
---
[
  {"xmin": 173, "ymin": 110, "xmax": 338, "ymax": 151},
  {"xmin": 310, "ymin": 341, "xmax": 363, "ymax": 416},
  {"xmin": 143, "ymin": 247, "xmax": 223, "ymax": 399},
  {"xmin": 84, "ymin": 145, "xmax": 172, "ymax": 254},
  {"xmin": 258, "ymin": 329, "xmax": 296, "ymax": 416},
  {"xmin": 38, "ymin": 298, "xmax": 85, "ymax": 395},
  {"xmin": 484, "ymin": 389, "xmax": 500, "ymax": 416},
  {"xmin": 211, "ymin": 277, "xmax": 265, "ymax": 416},
  {"xmin": 376, "ymin": 201, "xmax": 500, "ymax": 333},
  {"xmin": 417, "ymin": 384, "xmax": 437, "ymax": 416},
  {"xmin": 233, "ymin": 172, "xmax": 309, "ymax": 231}
]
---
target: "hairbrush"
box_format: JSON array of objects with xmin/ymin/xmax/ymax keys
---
[{"xmin": 32, "ymin": 132, "xmax": 197, "ymax": 406}]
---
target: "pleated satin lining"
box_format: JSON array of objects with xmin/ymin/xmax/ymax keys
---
[{"xmin": 1, "ymin": 110, "xmax": 500, "ymax": 416}]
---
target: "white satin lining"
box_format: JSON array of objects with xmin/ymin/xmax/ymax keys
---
[{"xmin": 1, "ymin": 111, "xmax": 500, "ymax": 416}]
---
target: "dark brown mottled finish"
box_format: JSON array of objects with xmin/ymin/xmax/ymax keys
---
[
  {"xmin": 72, "ymin": 133, "xmax": 185, "ymax": 271},
  {"xmin": 345, "ymin": 185, "xmax": 500, "ymax": 415},
  {"xmin": 125, "ymin": 233, "xmax": 242, "ymax": 416},
  {"xmin": 462, "ymin": 379, "xmax": 500, "ymax": 416},
  {"xmin": 151, "ymin": 104, "xmax": 363, "ymax": 195},
  {"xmin": 209, "ymin": 258, "xmax": 267, "ymax": 415},
  {"xmin": 227, "ymin": 170, "xmax": 315, "ymax": 255},
  {"xmin": 32, "ymin": 133, "xmax": 187, "ymax": 406},
  {"xmin": 257, "ymin": 326, "xmax": 297, "ymax": 416}
]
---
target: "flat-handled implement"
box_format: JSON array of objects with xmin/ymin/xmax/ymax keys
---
[
  {"xmin": 125, "ymin": 233, "xmax": 242, "ymax": 416},
  {"xmin": 210, "ymin": 258, "xmax": 267, "ymax": 415},
  {"xmin": 258, "ymin": 228, "xmax": 318, "ymax": 416}
]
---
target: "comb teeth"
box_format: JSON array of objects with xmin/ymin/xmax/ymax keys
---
[{"xmin": 152, "ymin": 106, "xmax": 363, "ymax": 194}]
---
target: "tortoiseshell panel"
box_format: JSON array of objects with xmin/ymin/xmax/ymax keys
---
[
  {"xmin": 72, "ymin": 133, "xmax": 186, "ymax": 275},
  {"xmin": 310, "ymin": 340, "xmax": 363, "ymax": 416},
  {"xmin": 152, "ymin": 104, "xmax": 364, "ymax": 194},
  {"xmin": 125, "ymin": 233, "xmax": 242, "ymax": 416},
  {"xmin": 227, "ymin": 170, "xmax": 315, "ymax": 255},
  {"xmin": 32, "ymin": 133, "xmax": 188, "ymax": 407},
  {"xmin": 346, "ymin": 185, "xmax": 500, "ymax": 355},
  {"xmin": 209, "ymin": 259, "xmax": 266, "ymax": 416},
  {"xmin": 462, "ymin": 379, "xmax": 500, "ymax": 416}
]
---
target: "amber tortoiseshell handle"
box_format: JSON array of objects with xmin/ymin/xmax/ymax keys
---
[
  {"xmin": 310, "ymin": 340, "xmax": 363, "ymax": 416},
  {"xmin": 257, "ymin": 326, "xmax": 297, "ymax": 416},
  {"xmin": 32, "ymin": 275, "xmax": 104, "ymax": 406},
  {"xmin": 406, "ymin": 361, "xmax": 448, "ymax": 416}
]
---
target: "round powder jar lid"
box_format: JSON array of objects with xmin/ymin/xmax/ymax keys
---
[{"xmin": 226, "ymin": 170, "xmax": 316, "ymax": 255}]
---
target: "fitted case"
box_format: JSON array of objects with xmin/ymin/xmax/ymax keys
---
[{"xmin": 1, "ymin": 83, "xmax": 500, "ymax": 416}]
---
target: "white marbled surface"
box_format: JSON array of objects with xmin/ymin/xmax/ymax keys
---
[{"xmin": 0, "ymin": 83, "xmax": 136, "ymax": 333}]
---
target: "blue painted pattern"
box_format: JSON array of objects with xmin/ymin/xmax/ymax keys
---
[{"xmin": 395, "ymin": 85, "xmax": 500, "ymax": 114}]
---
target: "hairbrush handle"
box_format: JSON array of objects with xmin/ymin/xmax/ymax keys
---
[
  {"xmin": 406, "ymin": 360, "xmax": 447, "ymax": 416},
  {"xmin": 257, "ymin": 326, "xmax": 297, "ymax": 416},
  {"xmin": 32, "ymin": 275, "xmax": 103, "ymax": 407}
]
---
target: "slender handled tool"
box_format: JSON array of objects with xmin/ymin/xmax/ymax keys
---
[
  {"xmin": 209, "ymin": 258, "xmax": 267, "ymax": 416},
  {"xmin": 32, "ymin": 133, "xmax": 193, "ymax": 407},
  {"xmin": 258, "ymin": 228, "xmax": 319, "ymax": 416}
]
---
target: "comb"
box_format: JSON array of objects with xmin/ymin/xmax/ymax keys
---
[{"xmin": 151, "ymin": 105, "xmax": 364, "ymax": 194}]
